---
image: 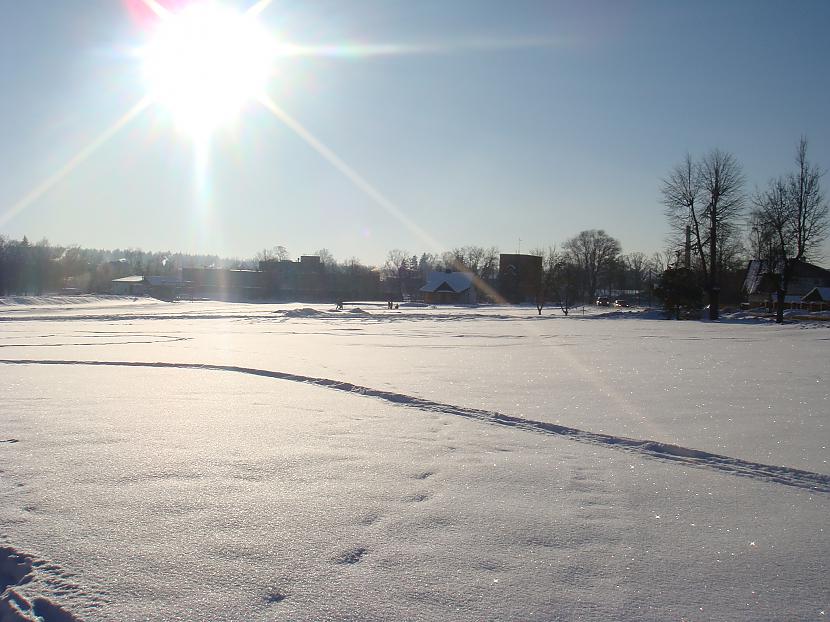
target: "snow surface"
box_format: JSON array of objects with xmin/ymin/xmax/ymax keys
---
[{"xmin": 0, "ymin": 299, "xmax": 828, "ymax": 620}]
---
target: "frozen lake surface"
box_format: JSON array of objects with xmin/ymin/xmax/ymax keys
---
[{"xmin": 1, "ymin": 297, "xmax": 828, "ymax": 620}]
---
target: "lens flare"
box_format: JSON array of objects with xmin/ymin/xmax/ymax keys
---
[{"xmin": 141, "ymin": 2, "xmax": 275, "ymax": 137}]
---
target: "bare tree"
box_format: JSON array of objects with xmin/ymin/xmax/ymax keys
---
[
  {"xmin": 526, "ymin": 246, "xmax": 557, "ymax": 314},
  {"xmin": 382, "ymin": 249, "xmax": 410, "ymax": 279},
  {"xmin": 662, "ymin": 150, "xmax": 744, "ymax": 319},
  {"xmin": 254, "ymin": 245, "xmax": 290, "ymax": 263},
  {"xmin": 549, "ymin": 254, "xmax": 580, "ymax": 315},
  {"xmin": 562, "ymin": 230, "xmax": 621, "ymax": 302},
  {"xmin": 315, "ymin": 248, "xmax": 337, "ymax": 266},
  {"xmin": 662, "ymin": 154, "xmax": 703, "ymax": 271},
  {"xmin": 697, "ymin": 149, "xmax": 745, "ymax": 319},
  {"xmin": 752, "ymin": 137, "xmax": 829, "ymax": 323},
  {"xmin": 446, "ymin": 246, "xmax": 499, "ymax": 279},
  {"xmin": 624, "ymin": 252, "xmax": 648, "ymax": 304},
  {"xmin": 790, "ymin": 137, "xmax": 829, "ymax": 260}
]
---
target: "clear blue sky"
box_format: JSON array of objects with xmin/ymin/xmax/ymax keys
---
[{"xmin": 1, "ymin": 0, "xmax": 829, "ymax": 265}]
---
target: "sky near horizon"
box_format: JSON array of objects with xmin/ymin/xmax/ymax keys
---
[{"xmin": 1, "ymin": 0, "xmax": 829, "ymax": 266}]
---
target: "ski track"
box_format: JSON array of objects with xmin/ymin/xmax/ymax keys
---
[{"xmin": 1, "ymin": 358, "xmax": 828, "ymax": 494}]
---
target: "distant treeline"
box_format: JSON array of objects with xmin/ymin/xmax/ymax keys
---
[
  {"xmin": 383, "ymin": 236, "xmax": 748, "ymax": 306},
  {"xmin": 1, "ymin": 234, "xmax": 751, "ymax": 304},
  {"xmin": 0, "ymin": 236, "xmax": 238, "ymax": 296}
]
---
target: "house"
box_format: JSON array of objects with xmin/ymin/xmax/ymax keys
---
[
  {"xmin": 802, "ymin": 287, "xmax": 830, "ymax": 303},
  {"xmin": 497, "ymin": 254, "xmax": 542, "ymax": 304},
  {"xmin": 146, "ymin": 274, "xmax": 187, "ymax": 300},
  {"xmin": 181, "ymin": 268, "xmax": 264, "ymax": 300},
  {"xmin": 111, "ymin": 275, "xmax": 146, "ymax": 296},
  {"xmin": 743, "ymin": 259, "xmax": 830, "ymax": 306},
  {"xmin": 420, "ymin": 271, "xmax": 477, "ymax": 304}
]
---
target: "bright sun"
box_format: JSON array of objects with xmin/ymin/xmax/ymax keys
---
[{"xmin": 141, "ymin": 2, "xmax": 275, "ymax": 137}]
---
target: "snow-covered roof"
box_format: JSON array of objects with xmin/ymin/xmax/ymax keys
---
[
  {"xmin": 743, "ymin": 259, "xmax": 778, "ymax": 295},
  {"xmin": 803, "ymin": 287, "xmax": 830, "ymax": 302},
  {"xmin": 744, "ymin": 259, "xmax": 830, "ymax": 295},
  {"xmin": 420, "ymin": 271, "xmax": 475, "ymax": 294},
  {"xmin": 111, "ymin": 275, "xmax": 144, "ymax": 283}
]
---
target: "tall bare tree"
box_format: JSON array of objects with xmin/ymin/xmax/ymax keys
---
[
  {"xmin": 662, "ymin": 150, "xmax": 744, "ymax": 319},
  {"xmin": 563, "ymin": 229, "xmax": 621, "ymax": 302},
  {"xmin": 790, "ymin": 137, "xmax": 829, "ymax": 260},
  {"xmin": 698, "ymin": 150, "xmax": 745, "ymax": 319},
  {"xmin": 752, "ymin": 137, "xmax": 829, "ymax": 323},
  {"xmin": 662, "ymin": 154, "xmax": 704, "ymax": 271}
]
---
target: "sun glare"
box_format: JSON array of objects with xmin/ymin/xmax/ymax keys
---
[{"xmin": 141, "ymin": 2, "xmax": 275, "ymax": 137}]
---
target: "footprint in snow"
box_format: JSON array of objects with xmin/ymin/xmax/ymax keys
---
[
  {"xmin": 406, "ymin": 492, "xmax": 431, "ymax": 503},
  {"xmin": 334, "ymin": 547, "xmax": 367, "ymax": 565},
  {"xmin": 360, "ymin": 512, "xmax": 381, "ymax": 526},
  {"xmin": 264, "ymin": 590, "xmax": 286, "ymax": 604}
]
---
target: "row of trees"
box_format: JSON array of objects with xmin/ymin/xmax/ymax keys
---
[
  {"xmin": 382, "ymin": 232, "xmax": 664, "ymax": 312},
  {"xmin": 380, "ymin": 247, "xmax": 500, "ymax": 281},
  {"xmin": 661, "ymin": 137, "xmax": 828, "ymax": 322},
  {"xmin": 0, "ymin": 236, "xmax": 230, "ymax": 296},
  {"xmin": 0, "ymin": 232, "xmax": 676, "ymax": 308}
]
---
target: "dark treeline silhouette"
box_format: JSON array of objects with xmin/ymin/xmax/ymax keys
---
[
  {"xmin": 381, "ymin": 247, "xmax": 499, "ymax": 281},
  {"xmin": 385, "ymin": 236, "xmax": 665, "ymax": 310},
  {"xmin": 0, "ymin": 236, "xmax": 237, "ymax": 296},
  {"xmin": 0, "ymin": 233, "xmax": 740, "ymax": 306}
]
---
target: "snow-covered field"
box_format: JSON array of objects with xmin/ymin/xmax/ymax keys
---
[{"xmin": 1, "ymin": 297, "xmax": 828, "ymax": 621}]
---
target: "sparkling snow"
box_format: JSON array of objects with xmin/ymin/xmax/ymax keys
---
[{"xmin": 0, "ymin": 297, "xmax": 827, "ymax": 620}]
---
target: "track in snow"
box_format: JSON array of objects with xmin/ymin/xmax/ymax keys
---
[
  {"xmin": 2, "ymin": 358, "xmax": 828, "ymax": 494},
  {"xmin": 0, "ymin": 545, "xmax": 87, "ymax": 621}
]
